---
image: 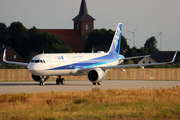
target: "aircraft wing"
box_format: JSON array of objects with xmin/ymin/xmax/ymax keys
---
[
  {"xmin": 120, "ymin": 55, "xmax": 150, "ymax": 61},
  {"xmin": 3, "ymin": 49, "xmax": 29, "ymax": 66},
  {"xmin": 79, "ymin": 51, "xmax": 178, "ymax": 72}
]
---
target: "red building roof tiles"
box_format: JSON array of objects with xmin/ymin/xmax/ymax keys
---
[{"xmin": 39, "ymin": 29, "xmax": 83, "ymax": 53}]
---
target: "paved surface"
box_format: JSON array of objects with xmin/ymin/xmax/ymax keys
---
[{"xmin": 0, "ymin": 80, "xmax": 180, "ymax": 94}]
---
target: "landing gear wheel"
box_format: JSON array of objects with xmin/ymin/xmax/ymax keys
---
[
  {"xmin": 39, "ymin": 76, "xmax": 45, "ymax": 86},
  {"xmin": 97, "ymin": 82, "xmax": 101, "ymax": 85},
  {"xmin": 56, "ymin": 78, "xmax": 60, "ymax": 85},
  {"xmin": 60, "ymin": 78, "xmax": 65, "ymax": 85},
  {"xmin": 56, "ymin": 76, "xmax": 65, "ymax": 85},
  {"xmin": 40, "ymin": 81, "xmax": 45, "ymax": 86},
  {"xmin": 93, "ymin": 83, "xmax": 96, "ymax": 85}
]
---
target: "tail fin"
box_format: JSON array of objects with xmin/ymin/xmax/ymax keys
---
[{"xmin": 108, "ymin": 23, "xmax": 122, "ymax": 54}]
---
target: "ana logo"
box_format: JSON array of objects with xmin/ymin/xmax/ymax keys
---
[
  {"xmin": 57, "ymin": 56, "xmax": 64, "ymax": 60},
  {"xmin": 113, "ymin": 25, "xmax": 121, "ymax": 50}
]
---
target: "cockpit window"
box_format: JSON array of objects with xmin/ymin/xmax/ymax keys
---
[
  {"xmin": 31, "ymin": 60, "xmax": 34, "ymax": 63},
  {"xmin": 31, "ymin": 60, "xmax": 46, "ymax": 63},
  {"xmin": 35, "ymin": 60, "xmax": 39, "ymax": 63}
]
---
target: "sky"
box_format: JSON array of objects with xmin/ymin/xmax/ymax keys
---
[{"xmin": 0, "ymin": 0, "xmax": 180, "ymax": 51}]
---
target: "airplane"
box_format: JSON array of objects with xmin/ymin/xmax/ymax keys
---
[{"xmin": 3, "ymin": 23, "xmax": 177, "ymax": 86}]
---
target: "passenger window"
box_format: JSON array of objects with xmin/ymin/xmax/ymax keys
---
[
  {"xmin": 31, "ymin": 60, "xmax": 34, "ymax": 63},
  {"xmin": 43, "ymin": 60, "xmax": 46, "ymax": 63}
]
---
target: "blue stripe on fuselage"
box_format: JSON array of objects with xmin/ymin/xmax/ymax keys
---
[{"xmin": 47, "ymin": 54, "xmax": 124, "ymax": 70}]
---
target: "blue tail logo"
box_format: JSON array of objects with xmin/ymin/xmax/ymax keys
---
[{"xmin": 108, "ymin": 23, "xmax": 122, "ymax": 54}]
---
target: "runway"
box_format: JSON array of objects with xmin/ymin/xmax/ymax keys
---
[{"xmin": 0, "ymin": 80, "xmax": 180, "ymax": 94}]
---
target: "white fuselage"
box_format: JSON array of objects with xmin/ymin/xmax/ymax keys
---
[{"xmin": 28, "ymin": 52, "xmax": 124, "ymax": 76}]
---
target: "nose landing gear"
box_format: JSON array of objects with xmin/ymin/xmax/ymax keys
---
[{"xmin": 39, "ymin": 76, "xmax": 45, "ymax": 86}]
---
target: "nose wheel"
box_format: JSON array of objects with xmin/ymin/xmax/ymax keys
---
[
  {"xmin": 40, "ymin": 81, "xmax": 45, "ymax": 86},
  {"xmin": 39, "ymin": 76, "xmax": 45, "ymax": 86},
  {"xmin": 93, "ymin": 82, "xmax": 101, "ymax": 85},
  {"xmin": 56, "ymin": 76, "xmax": 65, "ymax": 85}
]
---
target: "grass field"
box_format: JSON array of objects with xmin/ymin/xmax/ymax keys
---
[{"xmin": 0, "ymin": 87, "xmax": 180, "ymax": 120}]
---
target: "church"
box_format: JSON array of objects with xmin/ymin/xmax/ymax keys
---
[{"xmin": 39, "ymin": 0, "xmax": 95, "ymax": 53}]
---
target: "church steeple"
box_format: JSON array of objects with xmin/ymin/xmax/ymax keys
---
[
  {"xmin": 79, "ymin": 0, "xmax": 88, "ymax": 15},
  {"xmin": 73, "ymin": 0, "xmax": 95, "ymax": 21},
  {"xmin": 73, "ymin": 0, "xmax": 95, "ymax": 45}
]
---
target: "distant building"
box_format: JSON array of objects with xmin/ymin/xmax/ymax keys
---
[
  {"xmin": 39, "ymin": 0, "xmax": 95, "ymax": 53},
  {"xmin": 72, "ymin": 0, "xmax": 95, "ymax": 45},
  {"xmin": 39, "ymin": 29, "xmax": 83, "ymax": 53},
  {"xmin": 138, "ymin": 56, "xmax": 156, "ymax": 64},
  {"xmin": 138, "ymin": 51, "xmax": 180, "ymax": 64},
  {"xmin": 0, "ymin": 46, "xmax": 24, "ymax": 65},
  {"xmin": 151, "ymin": 51, "xmax": 180, "ymax": 63}
]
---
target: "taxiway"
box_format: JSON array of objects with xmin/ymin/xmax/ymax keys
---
[{"xmin": 0, "ymin": 80, "xmax": 180, "ymax": 94}]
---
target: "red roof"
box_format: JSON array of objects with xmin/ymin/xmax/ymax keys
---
[{"xmin": 39, "ymin": 29, "xmax": 83, "ymax": 53}]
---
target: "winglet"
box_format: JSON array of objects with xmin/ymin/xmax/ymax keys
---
[
  {"xmin": 171, "ymin": 50, "xmax": 178, "ymax": 63},
  {"xmin": 2, "ymin": 49, "xmax": 29, "ymax": 66},
  {"xmin": 3, "ymin": 49, "xmax": 7, "ymax": 62}
]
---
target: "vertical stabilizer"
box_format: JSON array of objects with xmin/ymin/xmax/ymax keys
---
[{"xmin": 108, "ymin": 23, "xmax": 122, "ymax": 54}]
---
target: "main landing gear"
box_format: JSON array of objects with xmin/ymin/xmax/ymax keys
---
[
  {"xmin": 93, "ymin": 82, "xmax": 101, "ymax": 85},
  {"xmin": 56, "ymin": 76, "xmax": 65, "ymax": 85}
]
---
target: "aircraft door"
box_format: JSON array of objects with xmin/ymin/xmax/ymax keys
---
[
  {"xmin": 47, "ymin": 56, "xmax": 53, "ymax": 68},
  {"xmin": 67, "ymin": 56, "xmax": 73, "ymax": 68}
]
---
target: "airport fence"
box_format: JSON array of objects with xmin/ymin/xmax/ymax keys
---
[{"xmin": 0, "ymin": 68, "xmax": 180, "ymax": 81}]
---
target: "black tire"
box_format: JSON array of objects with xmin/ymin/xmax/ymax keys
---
[
  {"xmin": 56, "ymin": 78, "xmax": 60, "ymax": 85},
  {"xmin": 60, "ymin": 78, "xmax": 65, "ymax": 85},
  {"xmin": 40, "ymin": 81, "xmax": 45, "ymax": 86},
  {"xmin": 97, "ymin": 82, "xmax": 101, "ymax": 85},
  {"xmin": 93, "ymin": 83, "xmax": 96, "ymax": 85}
]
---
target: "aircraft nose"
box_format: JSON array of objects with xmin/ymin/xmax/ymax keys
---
[{"xmin": 28, "ymin": 63, "xmax": 43, "ymax": 75}]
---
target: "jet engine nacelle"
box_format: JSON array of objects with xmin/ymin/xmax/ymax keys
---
[
  {"xmin": 32, "ymin": 74, "xmax": 49, "ymax": 82},
  {"xmin": 87, "ymin": 69, "xmax": 106, "ymax": 83}
]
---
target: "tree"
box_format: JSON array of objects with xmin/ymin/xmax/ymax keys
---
[
  {"xmin": 140, "ymin": 47, "xmax": 149, "ymax": 55},
  {"xmin": 0, "ymin": 22, "xmax": 72, "ymax": 58},
  {"xmin": 27, "ymin": 26, "xmax": 42, "ymax": 53},
  {"xmin": 125, "ymin": 47, "xmax": 139, "ymax": 64},
  {"xmin": 121, "ymin": 35, "xmax": 129, "ymax": 49},
  {"xmin": 7, "ymin": 22, "xmax": 28, "ymax": 58},
  {"xmin": 0, "ymin": 23, "xmax": 7, "ymax": 46},
  {"xmin": 47, "ymin": 43, "xmax": 72, "ymax": 53},
  {"xmin": 84, "ymin": 29, "xmax": 129, "ymax": 53},
  {"xmin": 126, "ymin": 59, "xmax": 134, "ymax": 64},
  {"xmin": 28, "ymin": 27, "xmax": 72, "ymax": 53},
  {"xmin": 144, "ymin": 36, "xmax": 158, "ymax": 54}
]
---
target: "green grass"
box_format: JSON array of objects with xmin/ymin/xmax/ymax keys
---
[{"xmin": 0, "ymin": 87, "xmax": 180, "ymax": 120}]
